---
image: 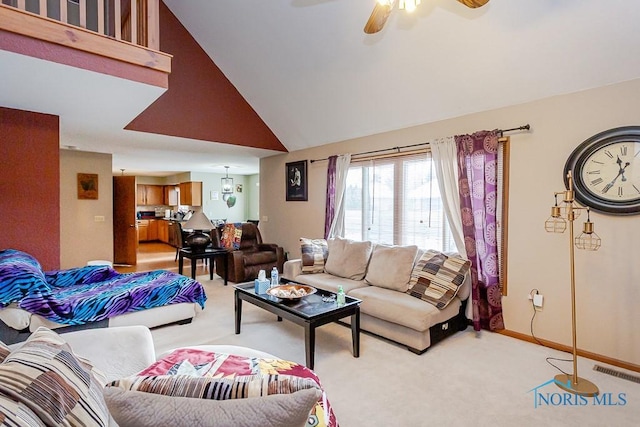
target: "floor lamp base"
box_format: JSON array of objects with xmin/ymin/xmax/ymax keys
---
[{"xmin": 554, "ymin": 374, "xmax": 599, "ymax": 396}]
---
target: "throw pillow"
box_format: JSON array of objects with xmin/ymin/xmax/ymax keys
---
[
  {"xmin": 324, "ymin": 237, "xmax": 373, "ymax": 280},
  {"xmin": 104, "ymin": 387, "xmax": 321, "ymax": 427},
  {"xmin": 0, "ymin": 341, "xmax": 10, "ymax": 363},
  {"xmin": 109, "ymin": 374, "xmax": 320, "ymax": 400},
  {"xmin": 300, "ymin": 238, "xmax": 328, "ymax": 274},
  {"xmin": 0, "ymin": 393, "xmax": 46, "ymax": 427},
  {"xmin": 0, "ymin": 327, "xmax": 110, "ymax": 427},
  {"xmin": 407, "ymin": 250, "xmax": 471, "ymax": 309},
  {"xmin": 220, "ymin": 223, "xmax": 243, "ymax": 249},
  {"xmin": 364, "ymin": 244, "xmax": 419, "ymax": 291},
  {"xmin": 0, "ymin": 249, "xmax": 50, "ymax": 308}
]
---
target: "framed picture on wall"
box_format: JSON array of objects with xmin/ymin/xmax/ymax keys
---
[
  {"xmin": 286, "ymin": 160, "xmax": 308, "ymax": 201},
  {"xmin": 77, "ymin": 173, "xmax": 98, "ymax": 200}
]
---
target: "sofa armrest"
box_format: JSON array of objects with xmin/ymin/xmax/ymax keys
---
[
  {"xmin": 60, "ymin": 326, "xmax": 156, "ymax": 382},
  {"xmin": 283, "ymin": 259, "xmax": 302, "ymax": 280}
]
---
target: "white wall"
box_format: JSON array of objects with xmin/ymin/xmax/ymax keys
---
[
  {"xmin": 260, "ymin": 78, "xmax": 640, "ymax": 365},
  {"xmin": 59, "ymin": 150, "xmax": 113, "ymax": 268},
  {"xmin": 190, "ymin": 171, "xmax": 249, "ymax": 223}
]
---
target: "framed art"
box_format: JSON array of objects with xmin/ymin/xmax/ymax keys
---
[
  {"xmin": 286, "ymin": 160, "xmax": 308, "ymax": 201},
  {"xmin": 77, "ymin": 173, "xmax": 98, "ymax": 200}
]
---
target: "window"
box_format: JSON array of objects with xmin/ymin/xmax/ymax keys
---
[{"xmin": 344, "ymin": 151, "xmax": 456, "ymax": 252}]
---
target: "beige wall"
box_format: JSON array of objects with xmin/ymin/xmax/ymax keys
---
[
  {"xmin": 60, "ymin": 150, "xmax": 113, "ymax": 268},
  {"xmin": 260, "ymin": 78, "xmax": 640, "ymax": 365}
]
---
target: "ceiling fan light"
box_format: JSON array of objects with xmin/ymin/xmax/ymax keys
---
[{"xmin": 399, "ymin": 0, "xmax": 420, "ymax": 13}]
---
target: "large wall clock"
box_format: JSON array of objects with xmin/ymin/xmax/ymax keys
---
[{"xmin": 564, "ymin": 126, "xmax": 640, "ymax": 215}]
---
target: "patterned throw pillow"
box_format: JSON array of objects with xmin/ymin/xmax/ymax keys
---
[
  {"xmin": 0, "ymin": 394, "xmax": 46, "ymax": 427},
  {"xmin": 406, "ymin": 250, "xmax": 471, "ymax": 309},
  {"xmin": 220, "ymin": 223, "xmax": 243, "ymax": 250},
  {"xmin": 0, "ymin": 327, "xmax": 110, "ymax": 426},
  {"xmin": 109, "ymin": 374, "xmax": 320, "ymax": 400},
  {"xmin": 300, "ymin": 238, "xmax": 328, "ymax": 274},
  {"xmin": 0, "ymin": 341, "xmax": 10, "ymax": 364}
]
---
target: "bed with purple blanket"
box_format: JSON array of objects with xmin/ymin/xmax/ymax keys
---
[{"xmin": 0, "ymin": 249, "xmax": 207, "ymax": 344}]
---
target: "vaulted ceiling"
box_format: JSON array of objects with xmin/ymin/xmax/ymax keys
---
[{"xmin": 3, "ymin": 0, "xmax": 640, "ymax": 176}]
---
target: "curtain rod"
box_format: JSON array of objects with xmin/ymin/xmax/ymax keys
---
[{"xmin": 309, "ymin": 124, "xmax": 530, "ymax": 163}]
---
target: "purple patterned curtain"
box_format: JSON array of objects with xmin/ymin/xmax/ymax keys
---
[
  {"xmin": 455, "ymin": 130, "xmax": 504, "ymax": 332},
  {"xmin": 324, "ymin": 155, "xmax": 338, "ymax": 239}
]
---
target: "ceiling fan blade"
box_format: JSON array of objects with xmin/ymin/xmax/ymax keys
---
[
  {"xmin": 457, "ymin": 0, "xmax": 490, "ymax": 8},
  {"xmin": 364, "ymin": 1, "xmax": 395, "ymax": 34}
]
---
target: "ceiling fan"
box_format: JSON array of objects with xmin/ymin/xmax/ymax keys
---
[{"xmin": 364, "ymin": 0, "xmax": 490, "ymax": 34}]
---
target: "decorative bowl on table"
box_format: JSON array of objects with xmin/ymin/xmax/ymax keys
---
[{"xmin": 266, "ymin": 284, "xmax": 317, "ymax": 302}]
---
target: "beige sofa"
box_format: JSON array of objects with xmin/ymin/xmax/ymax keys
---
[{"xmin": 283, "ymin": 237, "xmax": 471, "ymax": 354}]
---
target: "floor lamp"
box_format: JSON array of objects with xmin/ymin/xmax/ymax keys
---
[{"xmin": 544, "ymin": 171, "xmax": 600, "ymax": 397}]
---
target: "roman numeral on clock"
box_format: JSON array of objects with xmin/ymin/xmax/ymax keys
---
[
  {"xmin": 618, "ymin": 187, "xmax": 623, "ymax": 196},
  {"xmin": 591, "ymin": 177, "xmax": 603, "ymax": 185}
]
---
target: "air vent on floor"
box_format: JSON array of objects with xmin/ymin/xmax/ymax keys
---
[{"xmin": 593, "ymin": 365, "xmax": 640, "ymax": 384}]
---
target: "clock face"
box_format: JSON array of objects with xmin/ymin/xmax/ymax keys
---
[{"xmin": 565, "ymin": 126, "xmax": 640, "ymax": 215}]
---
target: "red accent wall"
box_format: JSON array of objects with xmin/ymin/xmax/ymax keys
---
[
  {"xmin": 0, "ymin": 107, "xmax": 60, "ymax": 270},
  {"xmin": 126, "ymin": 2, "xmax": 286, "ymax": 152}
]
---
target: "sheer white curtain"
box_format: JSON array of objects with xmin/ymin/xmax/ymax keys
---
[
  {"xmin": 327, "ymin": 154, "xmax": 352, "ymax": 238},
  {"xmin": 430, "ymin": 137, "xmax": 466, "ymax": 258},
  {"xmin": 431, "ymin": 137, "xmax": 470, "ymax": 318}
]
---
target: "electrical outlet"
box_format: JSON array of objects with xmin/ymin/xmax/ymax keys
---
[
  {"xmin": 533, "ymin": 294, "xmax": 544, "ymax": 310},
  {"xmin": 94, "ymin": 215, "xmax": 105, "ymax": 222}
]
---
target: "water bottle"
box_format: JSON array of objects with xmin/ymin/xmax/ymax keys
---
[
  {"xmin": 271, "ymin": 267, "xmax": 279, "ymax": 287},
  {"xmin": 337, "ymin": 285, "xmax": 346, "ymax": 307}
]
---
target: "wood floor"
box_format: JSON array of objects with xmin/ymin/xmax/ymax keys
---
[{"xmin": 113, "ymin": 242, "xmax": 210, "ymax": 275}]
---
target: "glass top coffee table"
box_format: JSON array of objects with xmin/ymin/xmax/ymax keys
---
[{"xmin": 234, "ymin": 280, "xmax": 361, "ymax": 370}]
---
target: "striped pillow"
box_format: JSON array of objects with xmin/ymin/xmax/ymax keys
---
[
  {"xmin": 407, "ymin": 250, "xmax": 471, "ymax": 309},
  {"xmin": 109, "ymin": 374, "xmax": 320, "ymax": 400},
  {"xmin": 0, "ymin": 394, "xmax": 46, "ymax": 426},
  {"xmin": 300, "ymin": 238, "xmax": 328, "ymax": 274},
  {"xmin": 0, "ymin": 327, "xmax": 109, "ymax": 426}
]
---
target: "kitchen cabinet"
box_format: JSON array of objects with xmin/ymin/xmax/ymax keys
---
[
  {"xmin": 164, "ymin": 185, "xmax": 179, "ymax": 206},
  {"xmin": 147, "ymin": 219, "xmax": 158, "ymax": 241},
  {"xmin": 137, "ymin": 220, "xmax": 148, "ymax": 242},
  {"xmin": 137, "ymin": 219, "xmax": 159, "ymax": 241},
  {"xmin": 158, "ymin": 219, "xmax": 169, "ymax": 243},
  {"xmin": 179, "ymin": 181, "xmax": 202, "ymax": 206},
  {"xmin": 137, "ymin": 185, "xmax": 164, "ymax": 206}
]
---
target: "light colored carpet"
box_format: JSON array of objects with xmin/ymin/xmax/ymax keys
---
[{"xmin": 150, "ymin": 275, "xmax": 639, "ymax": 426}]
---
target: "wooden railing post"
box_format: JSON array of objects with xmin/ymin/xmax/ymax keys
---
[{"xmin": 146, "ymin": 0, "xmax": 159, "ymax": 50}]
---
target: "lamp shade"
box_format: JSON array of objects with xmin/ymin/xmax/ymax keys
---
[{"xmin": 183, "ymin": 211, "xmax": 213, "ymax": 231}]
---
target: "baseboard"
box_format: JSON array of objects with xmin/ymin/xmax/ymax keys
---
[{"xmin": 498, "ymin": 329, "xmax": 640, "ymax": 374}]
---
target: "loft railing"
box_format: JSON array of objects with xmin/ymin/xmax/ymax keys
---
[{"xmin": 1, "ymin": 0, "xmax": 159, "ymax": 50}]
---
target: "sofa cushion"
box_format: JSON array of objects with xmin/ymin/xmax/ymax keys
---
[
  {"xmin": 349, "ymin": 286, "xmax": 461, "ymax": 332},
  {"xmin": 324, "ymin": 237, "xmax": 373, "ymax": 280},
  {"xmin": 0, "ymin": 249, "xmax": 50, "ymax": 308},
  {"xmin": 104, "ymin": 386, "xmax": 321, "ymax": 427},
  {"xmin": 0, "ymin": 327, "xmax": 109, "ymax": 426},
  {"xmin": 243, "ymin": 251, "xmax": 278, "ymax": 266},
  {"xmin": 407, "ymin": 250, "xmax": 471, "ymax": 309},
  {"xmin": 292, "ymin": 272, "xmax": 368, "ymax": 295},
  {"xmin": 300, "ymin": 238, "xmax": 329, "ymax": 274},
  {"xmin": 364, "ymin": 244, "xmax": 418, "ymax": 291}
]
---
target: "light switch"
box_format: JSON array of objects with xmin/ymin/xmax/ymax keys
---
[{"xmin": 94, "ymin": 216, "xmax": 105, "ymax": 222}]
